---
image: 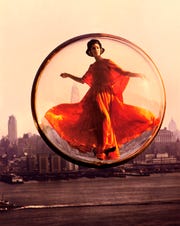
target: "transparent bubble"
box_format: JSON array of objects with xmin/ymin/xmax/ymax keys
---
[{"xmin": 31, "ymin": 33, "xmax": 166, "ymax": 168}]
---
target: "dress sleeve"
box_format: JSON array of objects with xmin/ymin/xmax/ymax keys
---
[
  {"xmin": 108, "ymin": 59, "xmax": 129, "ymax": 75},
  {"xmin": 82, "ymin": 64, "xmax": 93, "ymax": 86},
  {"xmin": 107, "ymin": 59, "xmax": 130, "ymax": 101}
]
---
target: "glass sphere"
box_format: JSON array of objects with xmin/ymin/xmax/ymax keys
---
[{"xmin": 31, "ymin": 33, "xmax": 166, "ymax": 168}]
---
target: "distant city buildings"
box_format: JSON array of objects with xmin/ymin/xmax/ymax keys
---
[
  {"xmin": 8, "ymin": 115, "xmax": 17, "ymax": 145},
  {"xmin": 168, "ymin": 118, "xmax": 177, "ymax": 132},
  {"xmin": 168, "ymin": 118, "xmax": 180, "ymax": 141},
  {"xmin": 0, "ymin": 95, "xmax": 180, "ymax": 176},
  {"xmin": 134, "ymin": 122, "xmax": 180, "ymax": 165},
  {"xmin": 154, "ymin": 127, "xmax": 176, "ymax": 143}
]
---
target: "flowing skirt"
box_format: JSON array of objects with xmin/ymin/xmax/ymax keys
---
[{"xmin": 45, "ymin": 87, "xmax": 159, "ymax": 160}]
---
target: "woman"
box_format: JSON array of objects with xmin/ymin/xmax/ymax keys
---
[{"xmin": 45, "ymin": 39, "xmax": 159, "ymax": 160}]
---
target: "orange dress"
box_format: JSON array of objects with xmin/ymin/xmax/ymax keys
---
[{"xmin": 45, "ymin": 59, "xmax": 158, "ymax": 160}]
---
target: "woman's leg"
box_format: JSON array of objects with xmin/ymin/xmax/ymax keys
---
[{"xmin": 96, "ymin": 92, "xmax": 120, "ymax": 160}]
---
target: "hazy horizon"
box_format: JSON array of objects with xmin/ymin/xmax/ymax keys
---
[{"xmin": 1, "ymin": 0, "xmax": 180, "ymax": 137}]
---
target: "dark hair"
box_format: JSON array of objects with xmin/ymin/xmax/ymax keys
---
[{"xmin": 86, "ymin": 39, "xmax": 105, "ymax": 57}]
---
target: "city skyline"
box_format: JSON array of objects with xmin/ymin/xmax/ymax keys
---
[
  {"xmin": 1, "ymin": 112, "xmax": 179, "ymax": 139},
  {"xmin": 1, "ymin": 1, "xmax": 180, "ymax": 137}
]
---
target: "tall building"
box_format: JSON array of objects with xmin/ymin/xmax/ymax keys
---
[
  {"xmin": 168, "ymin": 118, "xmax": 177, "ymax": 132},
  {"xmin": 168, "ymin": 119, "xmax": 180, "ymax": 140},
  {"xmin": 50, "ymin": 154, "xmax": 61, "ymax": 173},
  {"xmin": 37, "ymin": 153, "xmax": 50, "ymax": 174},
  {"xmin": 154, "ymin": 127, "xmax": 176, "ymax": 143},
  {"xmin": 27, "ymin": 155, "xmax": 37, "ymax": 173},
  {"xmin": 8, "ymin": 115, "xmax": 17, "ymax": 144},
  {"xmin": 71, "ymin": 84, "xmax": 80, "ymax": 103}
]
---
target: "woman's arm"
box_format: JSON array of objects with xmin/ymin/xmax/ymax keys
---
[
  {"xmin": 127, "ymin": 72, "xmax": 145, "ymax": 79},
  {"xmin": 109, "ymin": 60, "xmax": 145, "ymax": 79},
  {"xmin": 60, "ymin": 73, "xmax": 84, "ymax": 84},
  {"xmin": 115, "ymin": 68, "xmax": 145, "ymax": 79}
]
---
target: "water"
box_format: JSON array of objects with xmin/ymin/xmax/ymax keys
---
[{"xmin": 0, "ymin": 173, "xmax": 180, "ymax": 226}]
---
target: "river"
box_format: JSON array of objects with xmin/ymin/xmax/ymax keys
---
[{"xmin": 0, "ymin": 173, "xmax": 180, "ymax": 226}]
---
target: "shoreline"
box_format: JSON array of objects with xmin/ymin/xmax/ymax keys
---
[{"xmin": 1, "ymin": 170, "xmax": 180, "ymax": 184}]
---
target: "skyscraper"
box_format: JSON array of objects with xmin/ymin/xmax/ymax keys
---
[
  {"xmin": 168, "ymin": 118, "xmax": 180, "ymax": 140},
  {"xmin": 70, "ymin": 83, "xmax": 80, "ymax": 103},
  {"xmin": 8, "ymin": 115, "xmax": 17, "ymax": 144},
  {"xmin": 168, "ymin": 118, "xmax": 177, "ymax": 132}
]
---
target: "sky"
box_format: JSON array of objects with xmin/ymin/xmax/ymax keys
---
[{"xmin": 0, "ymin": 0, "xmax": 180, "ymax": 138}]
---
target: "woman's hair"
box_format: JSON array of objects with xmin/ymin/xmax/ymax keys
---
[{"xmin": 86, "ymin": 39, "xmax": 105, "ymax": 57}]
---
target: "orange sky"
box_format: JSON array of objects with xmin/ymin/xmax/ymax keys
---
[{"xmin": 0, "ymin": 0, "xmax": 180, "ymax": 137}]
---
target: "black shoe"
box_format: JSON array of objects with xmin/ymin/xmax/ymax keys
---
[{"xmin": 104, "ymin": 147, "xmax": 116, "ymax": 155}]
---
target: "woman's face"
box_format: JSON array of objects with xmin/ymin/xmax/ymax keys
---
[{"xmin": 90, "ymin": 43, "xmax": 101, "ymax": 57}]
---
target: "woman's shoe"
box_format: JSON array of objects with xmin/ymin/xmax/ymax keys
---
[{"xmin": 104, "ymin": 147, "xmax": 116, "ymax": 155}]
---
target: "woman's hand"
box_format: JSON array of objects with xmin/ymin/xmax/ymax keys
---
[
  {"xmin": 60, "ymin": 73, "xmax": 69, "ymax": 78},
  {"xmin": 60, "ymin": 73, "xmax": 84, "ymax": 84},
  {"xmin": 132, "ymin": 73, "xmax": 146, "ymax": 79},
  {"xmin": 128, "ymin": 72, "xmax": 146, "ymax": 79},
  {"xmin": 137, "ymin": 73, "xmax": 146, "ymax": 79}
]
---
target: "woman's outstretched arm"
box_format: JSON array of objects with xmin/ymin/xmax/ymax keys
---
[
  {"xmin": 115, "ymin": 67, "xmax": 145, "ymax": 79},
  {"xmin": 109, "ymin": 60, "xmax": 145, "ymax": 79},
  {"xmin": 60, "ymin": 73, "xmax": 84, "ymax": 84},
  {"xmin": 127, "ymin": 72, "xmax": 145, "ymax": 79}
]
